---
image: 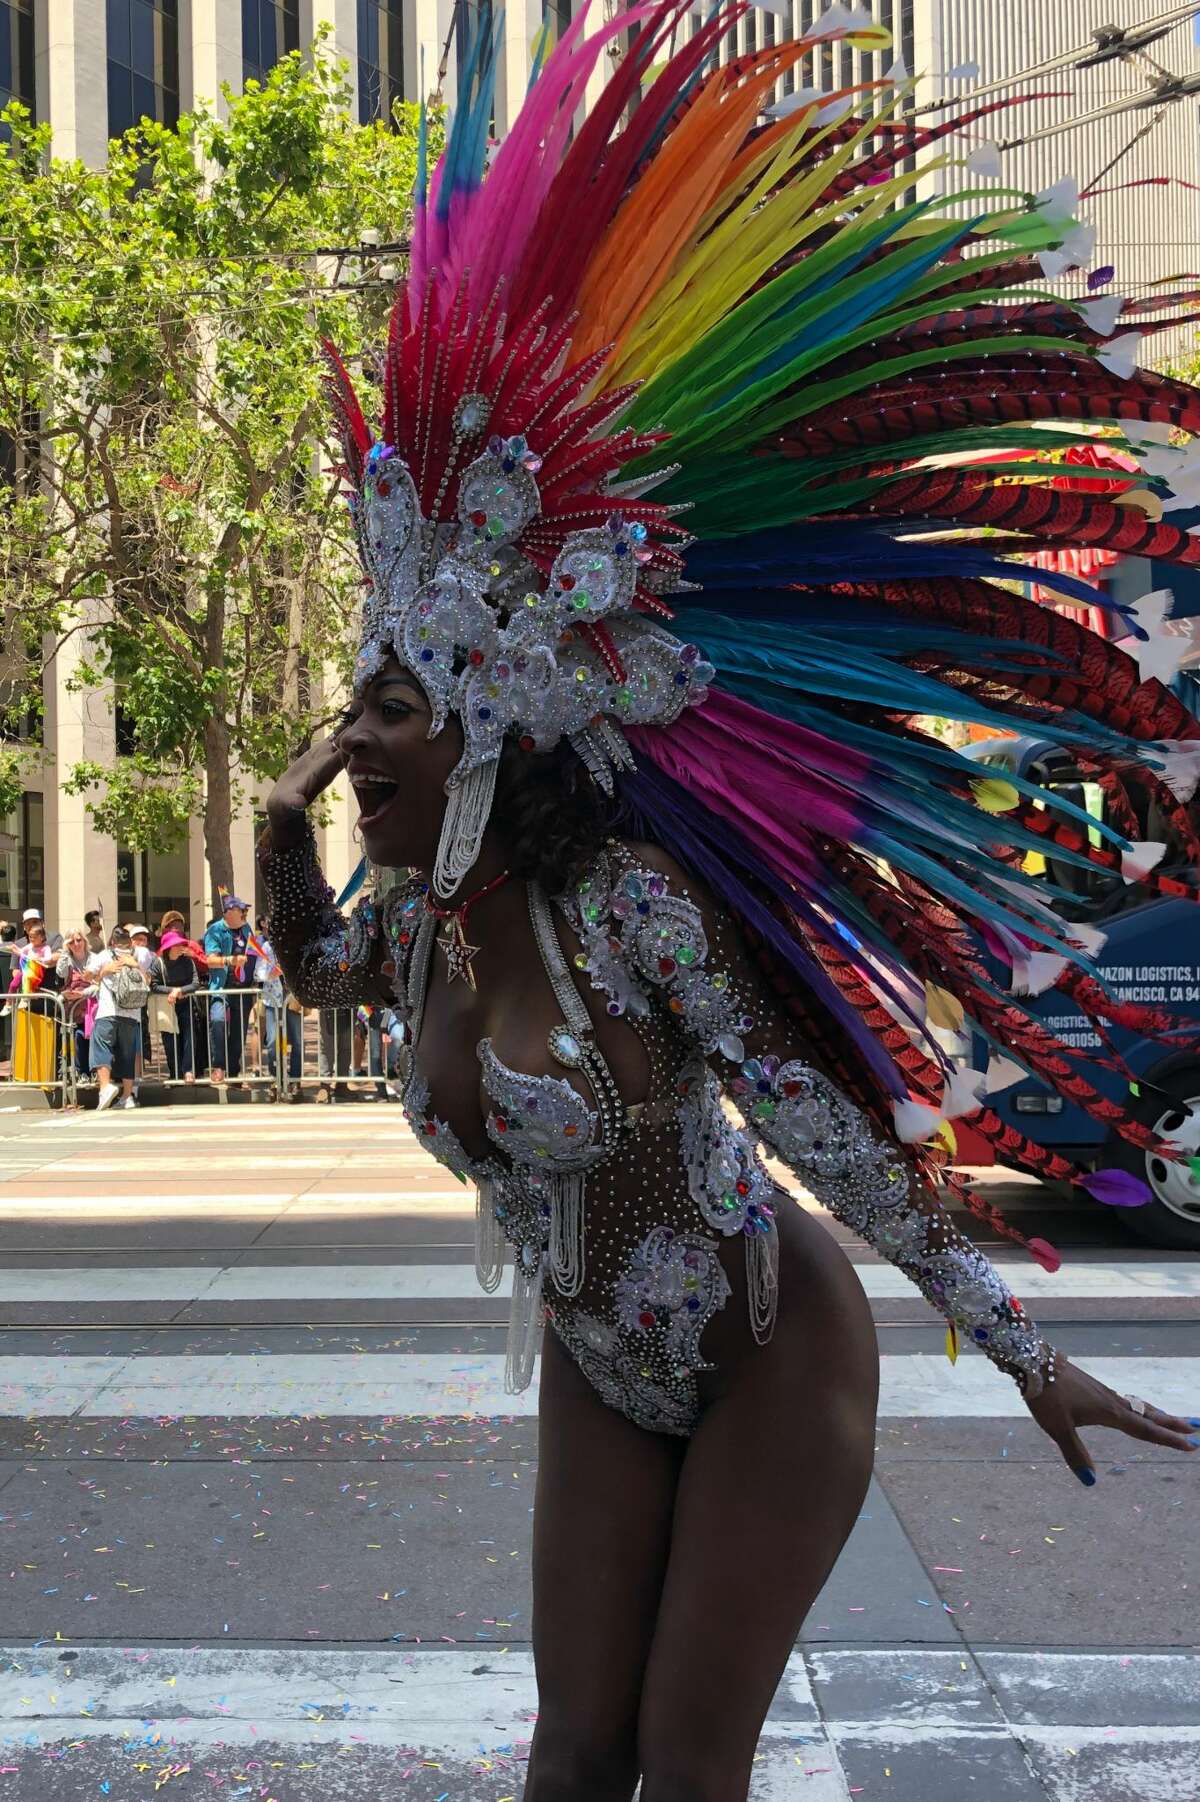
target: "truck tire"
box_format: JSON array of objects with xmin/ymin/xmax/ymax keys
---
[{"xmin": 1106, "ymin": 1066, "xmax": 1200, "ymax": 1251}]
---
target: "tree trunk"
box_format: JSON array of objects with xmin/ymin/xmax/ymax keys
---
[{"xmin": 203, "ymin": 710, "xmax": 235, "ymax": 915}]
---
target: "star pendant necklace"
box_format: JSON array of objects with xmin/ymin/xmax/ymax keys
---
[{"xmin": 425, "ymin": 869, "xmax": 513, "ymax": 989}]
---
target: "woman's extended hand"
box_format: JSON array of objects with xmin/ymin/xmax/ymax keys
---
[
  {"xmin": 1024, "ymin": 1351, "xmax": 1199, "ymax": 1484},
  {"xmin": 265, "ymin": 736, "xmax": 346, "ymax": 849}
]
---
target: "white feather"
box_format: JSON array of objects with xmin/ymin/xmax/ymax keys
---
[
  {"xmin": 1154, "ymin": 741, "xmax": 1200, "ymax": 804},
  {"xmin": 984, "ymin": 1054, "xmax": 1027, "ymax": 1095},
  {"xmin": 892, "ymin": 1098, "xmax": 944, "ymax": 1144},
  {"xmin": 1096, "ymin": 333, "xmax": 1142, "ymax": 379},
  {"xmin": 943, "ymin": 1069, "xmax": 986, "ymax": 1119},
  {"xmin": 1038, "ymin": 249, "xmax": 1073, "ymax": 281},
  {"xmin": 1075, "ymin": 293, "xmax": 1125, "ymax": 337},
  {"xmin": 1121, "ymin": 841, "xmax": 1167, "ymax": 884},
  {"xmin": 764, "ymin": 85, "xmax": 821, "ymax": 120},
  {"xmin": 967, "ymin": 140, "xmax": 1002, "ymax": 178},
  {"xmin": 1064, "ymin": 922, "xmax": 1107, "ymax": 957},
  {"xmin": 1011, "ymin": 950, "xmax": 1068, "ymax": 998},
  {"xmin": 1036, "ymin": 176, "xmax": 1079, "ymax": 222}
]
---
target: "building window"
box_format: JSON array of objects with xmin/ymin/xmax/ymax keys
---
[
  {"xmin": 0, "ymin": 790, "xmax": 43, "ymax": 916},
  {"xmin": 0, "ymin": 0, "xmax": 34, "ymax": 133},
  {"xmin": 117, "ymin": 843, "xmax": 190, "ymax": 929},
  {"xmin": 107, "ymin": 0, "xmax": 179, "ymax": 140},
  {"xmin": 243, "ymin": 0, "xmax": 299, "ymax": 88},
  {"xmin": 542, "ymin": 0, "xmax": 571, "ymax": 41},
  {"xmin": 358, "ymin": 0, "xmax": 405, "ymax": 125}
]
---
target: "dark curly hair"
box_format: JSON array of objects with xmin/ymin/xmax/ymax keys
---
[{"xmin": 490, "ymin": 738, "xmax": 627, "ymax": 894}]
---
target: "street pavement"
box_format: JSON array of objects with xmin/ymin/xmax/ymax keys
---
[{"xmin": 0, "ymin": 1098, "xmax": 1196, "ymax": 1801}]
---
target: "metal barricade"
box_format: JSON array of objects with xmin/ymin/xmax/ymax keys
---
[
  {"xmin": 290, "ymin": 1004, "xmax": 405, "ymax": 1102},
  {"xmin": 0, "ymin": 992, "xmax": 81, "ymax": 1108},
  {"xmin": 139, "ymin": 986, "xmax": 280, "ymax": 1094},
  {"xmin": 0, "ymin": 986, "xmax": 408, "ymax": 1107}
]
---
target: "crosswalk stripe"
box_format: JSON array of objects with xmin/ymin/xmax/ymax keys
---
[
  {"xmin": 0, "ymin": 1352, "xmax": 1194, "ymax": 1419},
  {"xmin": 0, "ymin": 1191, "xmax": 477, "ymax": 1216},
  {"xmin": 3, "ymin": 1257, "xmax": 1197, "ymax": 1304},
  {"xmin": 0, "ymin": 1645, "xmax": 1194, "ymax": 1802}
]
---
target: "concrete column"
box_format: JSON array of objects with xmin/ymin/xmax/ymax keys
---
[
  {"xmin": 187, "ymin": 823, "xmax": 209, "ymax": 936},
  {"xmin": 408, "ymin": 0, "xmax": 444, "ymax": 104},
  {"xmin": 41, "ymin": 616, "xmax": 119, "ymax": 936},
  {"xmin": 180, "ymin": 0, "xmax": 243, "ymax": 117},
  {"xmin": 36, "ymin": 0, "xmax": 109, "ymax": 166},
  {"xmin": 496, "ymin": 0, "xmax": 542, "ymax": 135},
  {"xmin": 303, "ymin": 0, "xmax": 360, "ymax": 117}
]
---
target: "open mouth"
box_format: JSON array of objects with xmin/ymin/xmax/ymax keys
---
[{"xmin": 351, "ymin": 775, "xmax": 401, "ymax": 828}]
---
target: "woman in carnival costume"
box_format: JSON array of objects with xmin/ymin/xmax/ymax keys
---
[{"xmin": 260, "ymin": 6, "xmax": 1200, "ymax": 1792}]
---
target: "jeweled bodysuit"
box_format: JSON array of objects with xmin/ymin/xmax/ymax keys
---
[{"xmin": 262, "ymin": 830, "xmax": 1049, "ymax": 1436}]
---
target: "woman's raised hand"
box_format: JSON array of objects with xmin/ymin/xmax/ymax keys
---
[{"xmin": 265, "ymin": 737, "xmax": 347, "ymax": 849}]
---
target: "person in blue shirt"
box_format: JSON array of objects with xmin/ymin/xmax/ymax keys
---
[{"xmin": 203, "ymin": 893, "xmax": 252, "ymax": 1083}]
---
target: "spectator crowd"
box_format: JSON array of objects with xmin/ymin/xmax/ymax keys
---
[{"xmin": 0, "ymin": 898, "xmax": 405, "ymax": 1111}]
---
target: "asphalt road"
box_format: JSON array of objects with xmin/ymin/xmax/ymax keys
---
[{"xmin": 0, "ymin": 1096, "xmax": 1196, "ymax": 1801}]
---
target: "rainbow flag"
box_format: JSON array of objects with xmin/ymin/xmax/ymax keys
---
[
  {"xmin": 245, "ymin": 932, "xmax": 279, "ymax": 977},
  {"xmin": 17, "ymin": 948, "xmax": 45, "ymax": 995}
]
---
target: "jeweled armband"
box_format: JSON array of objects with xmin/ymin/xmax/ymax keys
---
[{"xmin": 731, "ymin": 1055, "xmax": 1049, "ymax": 1394}]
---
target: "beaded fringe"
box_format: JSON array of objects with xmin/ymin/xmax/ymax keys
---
[
  {"xmin": 433, "ymin": 761, "xmax": 498, "ymax": 899},
  {"xmin": 474, "ymin": 1179, "xmax": 505, "ymax": 1294},
  {"xmin": 746, "ymin": 1226, "xmax": 779, "ymax": 1346},
  {"xmin": 548, "ymin": 1172, "xmax": 587, "ymax": 1298},
  {"xmin": 504, "ymin": 1262, "xmax": 544, "ymax": 1394}
]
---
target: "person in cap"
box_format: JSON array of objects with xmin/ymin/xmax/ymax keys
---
[
  {"xmin": 202, "ymin": 892, "xmax": 253, "ymax": 1083},
  {"xmin": 16, "ymin": 908, "xmax": 62, "ymax": 954}
]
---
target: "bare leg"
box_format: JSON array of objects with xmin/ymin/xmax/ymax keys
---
[
  {"xmin": 637, "ymin": 1225, "xmax": 880, "ymax": 1802},
  {"xmin": 523, "ymin": 1323, "xmax": 687, "ymax": 1802}
]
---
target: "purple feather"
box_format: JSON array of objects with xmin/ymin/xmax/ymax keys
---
[{"xmin": 1077, "ymin": 1168, "xmax": 1152, "ymax": 1207}]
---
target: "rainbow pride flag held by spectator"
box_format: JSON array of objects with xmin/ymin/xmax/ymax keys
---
[
  {"xmin": 245, "ymin": 932, "xmax": 279, "ymax": 977},
  {"xmin": 15, "ymin": 947, "xmax": 45, "ymax": 995}
]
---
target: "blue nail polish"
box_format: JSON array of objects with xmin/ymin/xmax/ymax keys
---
[
  {"xmin": 1189, "ymin": 1436, "xmax": 1200, "ymax": 1448},
  {"xmin": 1189, "ymin": 1419, "xmax": 1200, "ymax": 1427},
  {"xmin": 1075, "ymin": 1468, "xmax": 1097, "ymax": 1486}
]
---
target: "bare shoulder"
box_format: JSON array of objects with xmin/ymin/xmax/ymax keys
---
[{"xmin": 609, "ymin": 836, "xmax": 720, "ymax": 913}]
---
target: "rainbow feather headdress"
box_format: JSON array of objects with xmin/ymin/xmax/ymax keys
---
[{"xmin": 323, "ymin": 0, "xmax": 1200, "ymax": 1243}]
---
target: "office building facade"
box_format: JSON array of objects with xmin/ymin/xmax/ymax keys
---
[{"xmin": 2, "ymin": 0, "xmax": 1198, "ymax": 932}]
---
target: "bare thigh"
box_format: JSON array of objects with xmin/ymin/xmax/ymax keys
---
[
  {"xmin": 637, "ymin": 1207, "xmax": 880, "ymax": 1801},
  {"xmin": 525, "ymin": 1321, "xmax": 687, "ymax": 1799}
]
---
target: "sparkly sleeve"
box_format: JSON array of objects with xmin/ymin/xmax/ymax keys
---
[
  {"xmin": 567, "ymin": 848, "xmax": 1053, "ymax": 1398},
  {"xmin": 256, "ymin": 821, "xmax": 424, "ymax": 1014}
]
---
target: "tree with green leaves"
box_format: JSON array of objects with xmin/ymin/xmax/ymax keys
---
[{"xmin": 0, "ymin": 35, "xmax": 437, "ymax": 903}]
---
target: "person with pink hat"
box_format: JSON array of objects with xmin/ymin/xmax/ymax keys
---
[{"xmin": 152, "ymin": 929, "xmax": 201, "ymax": 1081}]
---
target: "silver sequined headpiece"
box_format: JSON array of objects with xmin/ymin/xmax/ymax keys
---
[{"xmin": 346, "ymin": 409, "xmax": 714, "ymax": 895}]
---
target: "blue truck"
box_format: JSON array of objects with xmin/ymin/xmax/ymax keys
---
[{"xmin": 956, "ymin": 733, "xmax": 1200, "ymax": 1250}]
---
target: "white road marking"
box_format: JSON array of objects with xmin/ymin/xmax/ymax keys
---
[
  {"xmin": 0, "ymin": 1192, "xmax": 476, "ymax": 1217},
  {"xmin": 0, "ymin": 1647, "xmax": 1194, "ymax": 1802},
  {"xmin": 0, "ymin": 1352, "xmax": 1194, "ymax": 1418},
  {"xmin": 3, "ymin": 1258, "xmax": 1198, "ymax": 1304}
]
